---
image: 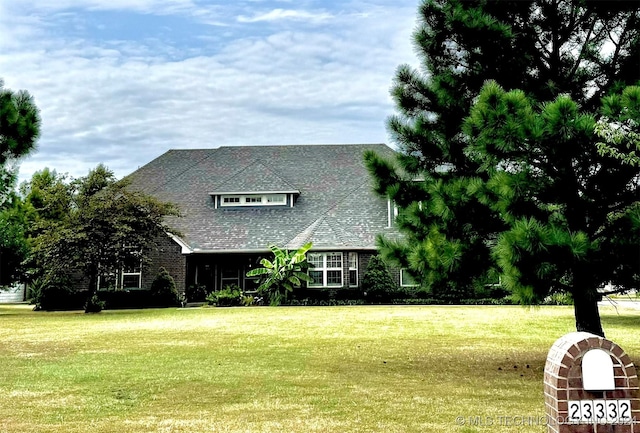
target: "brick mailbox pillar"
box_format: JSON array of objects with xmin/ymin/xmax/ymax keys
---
[{"xmin": 544, "ymin": 332, "xmax": 640, "ymax": 432}]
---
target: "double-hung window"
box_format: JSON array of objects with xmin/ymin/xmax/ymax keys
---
[
  {"xmin": 308, "ymin": 252, "xmax": 343, "ymax": 288},
  {"xmin": 97, "ymin": 248, "xmax": 142, "ymax": 290},
  {"xmin": 348, "ymin": 252, "xmax": 358, "ymax": 287}
]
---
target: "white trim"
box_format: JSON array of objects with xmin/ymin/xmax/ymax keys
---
[
  {"xmin": 219, "ymin": 193, "xmax": 289, "ymax": 207},
  {"xmin": 387, "ymin": 199, "xmax": 398, "ymax": 228},
  {"xmin": 308, "ymin": 252, "xmax": 343, "ymax": 288},
  {"xmin": 348, "ymin": 252, "xmax": 358, "ymax": 288},
  {"xmin": 168, "ymin": 233, "xmax": 192, "ymax": 254},
  {"xmin": 209, "ymin": 189, "xmax": 300, "ymax": 195}
]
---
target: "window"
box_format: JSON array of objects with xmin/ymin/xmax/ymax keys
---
[
  {"xmin": 308, "ymin": 252, "xmax": 343, "ymax": 287},
  {"xmin": 220, "ymin": 267, "xmax": 240, "ymax": 288},
  {"xmin": 97, "ymin": 250, "xmax": 142, "ymax": 290},
  {"xmin": 348, "ymin": 252, "xmax": 358, "ymax": 287},
  {"xmin": 400, "ymin": 269, "xmax": 418, "ymax": 287},
  {"xmin": 220, "ymin": 194, "xmax": 287, "ymax": 207},
  {"xmin": 266, "ymin": 195, "xmax": 285, "ymax": 204},
  {"xmin": 388, "ymin": 199, "xmax": 399, "ymax": 227}
]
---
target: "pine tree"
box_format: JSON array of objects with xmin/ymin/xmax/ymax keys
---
[
  {"xmin": 0, "ymin": 79, "xmax": 40, "ymax": 285},
  {"xmin": 0, "ymin": 79, "xmax": 40, "ymax": 201},
  {"xmin": 365, "ymin": 0, "xmax": 640, "ymax": 336}
]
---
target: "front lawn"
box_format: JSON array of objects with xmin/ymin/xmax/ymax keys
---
[{"xmin": 0, "ymin": 304, "xmax": 638, "ymax": 432}]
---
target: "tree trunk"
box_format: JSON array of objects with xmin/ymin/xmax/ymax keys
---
[
  {"xmin": 85, "ymin": 267, "xmax": 99, "ymax": 313},
  {"xmin": 573, "ymin": 289, "xmax": 604, "ymax": 337}
]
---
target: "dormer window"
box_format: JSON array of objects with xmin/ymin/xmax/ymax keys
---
[{"xmin": 213, "ymin": 192, "xmax": 298, "ymax": 208}]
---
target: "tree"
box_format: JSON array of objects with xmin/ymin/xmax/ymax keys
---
[
  {"xmin": 0, "ymin": 79, "xmax": 41, "ymax": 203},
  {"xmin": 360, "ymin": 255, "xmax": 399, "ymax": 303},
  {"xmin": 0, "ymin": 80, "xmax": 40, "ymax": 285},
  {"xmin": 28, "ymin": 165, "xmax": 179, "ymax": 312},
  {"xmin": 149, "ymin": 267, "xmax": 180, "ymax": 307},
  {"xmin": 0, "ymin": 193, "xmax": 30, "ymax": 286},
  {"xmin": 465, "ymin": 81, "xmax": 639, "ymax": 336},
  {"xmin": 246, "ymin": 242, "xmax": 313, "ymax": 306},
  {"xmin": 365, "ymin": 0, "xmax": 640, "ymax": 336}
]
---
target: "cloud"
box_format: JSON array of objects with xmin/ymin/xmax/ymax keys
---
[
  {"xmin": 1, "ymin": 1, "xmax": 419, "ymax": 186},
  {"xmin": 237, "ymin": 8, "xmax": 334, "ymax": 23}
]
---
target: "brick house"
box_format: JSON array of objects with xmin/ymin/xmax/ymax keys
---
[{"xmin": 120, "ymin": 144, "xmax": 404, "ymax": 298}]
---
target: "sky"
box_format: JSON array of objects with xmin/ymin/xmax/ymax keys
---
[{"xmin": 0, "ymin": 0, "xmax": 420, "ymax": 185}]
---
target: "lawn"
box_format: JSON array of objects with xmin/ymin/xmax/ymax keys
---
[{"xmin": 0, "ymin": 304, "xmax": 639, "ymax": 433}]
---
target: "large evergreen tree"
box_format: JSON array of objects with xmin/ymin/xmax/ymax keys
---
[
  {"xmin": 365, "ymin": 0, "xmax": 639, "ymax": 336},
  {"xmin": 0, "ymin": 79, "xmax": 40, "ymax": 285}
]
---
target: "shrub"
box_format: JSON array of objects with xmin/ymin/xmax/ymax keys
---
[
  {"xmin": 206, "ymin": 285, "xmax": 243, "ymax": 307},
  {"xmin": 84, "ymin": 294, "xmax": 105, "ymax": 313},
  {"xmin": 30, "ymin": 275, "xmax": 86, "ymax": 311},
  {"xmin": 185, "ymin": 284, "xmax": 209, "ymax": 302},
  {"xmin": 247, "ymin": 242, "xmax": 313, "ymax": 306},
  {"xmin": 361, "ymin": 255, "xmax": 399, "ymax": 302},
  {"xmin": 149, "ymin": 267, "xmax": 180, "ymax": 307},
  {"xmin": 543, "ymin": 292, "xmax": 574, "ymax": 305}
]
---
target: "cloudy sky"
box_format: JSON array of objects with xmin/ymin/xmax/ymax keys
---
[{"xmin": 0, "ymin": 0, "xmax": 419, "ymax": 185}]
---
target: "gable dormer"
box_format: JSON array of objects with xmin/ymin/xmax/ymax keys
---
[{"xmin": 209, "ymin": 161, "xmax": 300, "ymax": 209}]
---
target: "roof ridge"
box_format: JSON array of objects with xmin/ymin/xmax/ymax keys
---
[
  {"xmin": 136, "ymin": 149, "xmax": 219, "ymax": 194},
  {"xmin": 284, "ymin": 179, "xmax": 372, "ymax": 249},
  {"xmin": 285, "ymin": 215, "xmax": 326, "ymax": 250},
  {"xmin": 212, "ymin": 159, "xmax": 300, "ymax": 193}
]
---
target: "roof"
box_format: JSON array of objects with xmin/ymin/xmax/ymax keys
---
[{"xmin": 126, "ymin": 144, "xmax": 398, "ymax": 253}]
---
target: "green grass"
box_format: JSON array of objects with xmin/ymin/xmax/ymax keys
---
[{"xmin": 0, "ymin": 304, "xmax": 639, "ymax": 433}]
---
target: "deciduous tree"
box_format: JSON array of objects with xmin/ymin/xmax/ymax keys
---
[{"xmin": 28, "ymin": 165, "xmax": 179, "ymax": 311}]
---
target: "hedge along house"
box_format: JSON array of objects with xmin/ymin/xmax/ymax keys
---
[{"xmin": 124, "ymin": 144, "xmax": 401, "ymax": 298}]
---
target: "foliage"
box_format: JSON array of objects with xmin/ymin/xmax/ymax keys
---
[
  {"xmin": 84, "ymin": 294, "xmax": 106, "ymax": 313},
  {"xmin": 543, "ymin": 292, "xmax": 574, "ymax": 306},
  {"xmin": 0, "ymin": 79, "xmax": 41, "ymax": 204},
  {"xmin": 185, "ymin": 284, "xmax": 209, "ymax": 303},
  {"xmin": 206, "ymin": 285, "xmax": 243, "ymax": 307},
  {"xmin": 594, "ymin": 87, "xmax": 640, "ymax": 167},
  {"xmin": 360, "ymin": 255, "xmax": 399, "ymax": 302},
  {"xmin": 149, "ymin": 267, "xmax": 180, "ymax": 307},
  {"xmin": 365, "ymin": 0, "xmax": 640, "ymax": 336},
  {"xmin": 0, "ymin": 194, "xmax": 29, "ymax": 286},
  {"xmin": 246, "ymin": 242, "xmax": 313, "ymax": 306},
  {"xmin": 242, "ymin": 295, "xmax": 259, "ymax": 307},
  {"xmin": 26, "ymin": 165, "xmax": 179, "ymax": 312},
  {"xmin": 0, "ymin": 80, "xmax": 40, "ymax": 285},
  {"xmin": 29, "ymin": 275, "xmax": 85, "ymax": 311}
]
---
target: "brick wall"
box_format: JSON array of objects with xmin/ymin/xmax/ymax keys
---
[
  {"xmin": 143, "ymin": 234, "xmax": 187, "ymax": 294},
  {"xmin": 544, "ymin": 332, "xmax": 640, "ymax": 433}
]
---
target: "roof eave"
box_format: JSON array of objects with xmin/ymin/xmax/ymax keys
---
[{"xmin": 209, "ymin": 190, "xmax": 301, "ymax": 195}]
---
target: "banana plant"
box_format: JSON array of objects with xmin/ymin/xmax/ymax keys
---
[{"xmin": 246, "ymin": 242, "xmax": 313, "ymax": 306}]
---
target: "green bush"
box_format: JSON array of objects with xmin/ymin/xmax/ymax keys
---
[
  {"xmin": 206, "ymin": 285, "xmax": 243, "ymax": 307},
  {"xmin": 30, "ymin": 276, "xmax": 86, "ymax": 311},
  {"xmin": 543, "ymin": 292, "xmax": 574, "ymax": 305},
  {"xmin": 84, "ymin": 294, "xmax": 105, "ymax": 313},
  {"xmin": 185, "ymin": 284, "xmax": 209, "ymax": 302},
  {"xmin": 149, "ymin": 267, "xmax": 180, "ymax": 307},
  {"xmin": 361, "ymin": 256, "xmax": 399, "ymax": 302}
]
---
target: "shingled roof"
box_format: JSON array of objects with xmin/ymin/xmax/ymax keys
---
[{"xmin": 126, "ymin": 144, "xmax": 397, "ymax": 253}]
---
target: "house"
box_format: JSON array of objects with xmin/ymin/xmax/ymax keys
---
[{"xmin": 123, "ymin": 144, "xmax": 401, "ymax": 298}]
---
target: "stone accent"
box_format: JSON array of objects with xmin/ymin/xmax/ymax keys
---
[{"xmin": 544, "ymin": 332, "xmax": 640, "ymax": 432}]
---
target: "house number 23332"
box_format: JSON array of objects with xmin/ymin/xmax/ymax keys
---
[{"xmin": 568, "ymin": 400, "xmax": 633, "ymax": 424}]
